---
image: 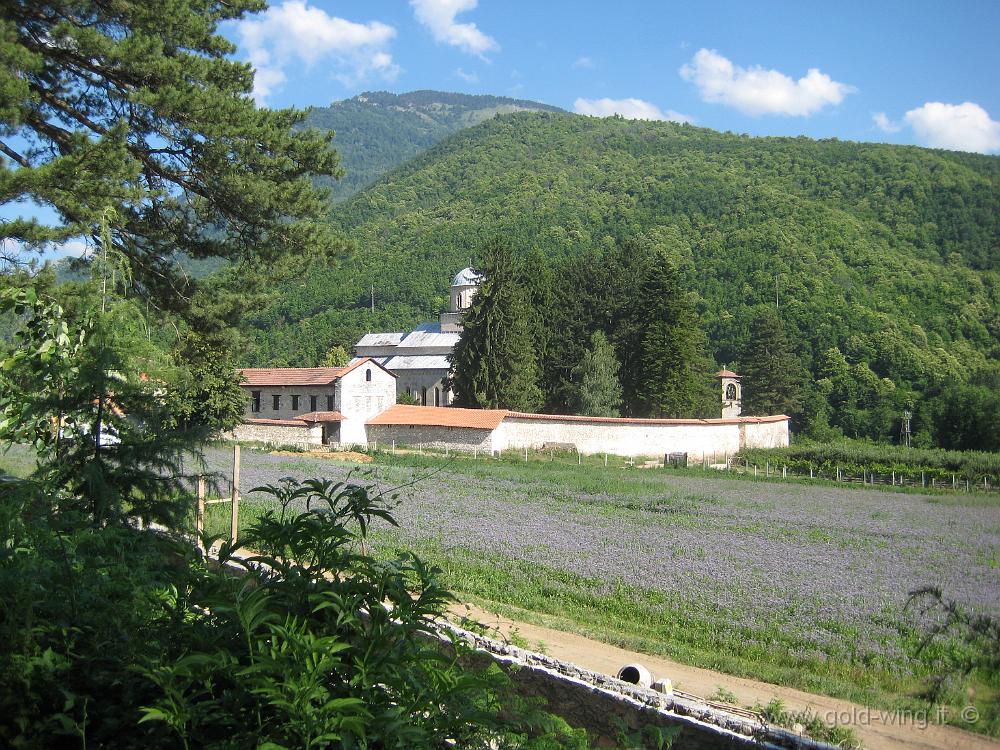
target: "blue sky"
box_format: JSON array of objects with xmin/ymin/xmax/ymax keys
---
[{"xmin": 229, "ymin": 0, "xmax": 1000, "ymax": 153}]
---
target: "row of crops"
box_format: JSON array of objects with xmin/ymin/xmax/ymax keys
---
[{"xmin": 739, "ymin": 441, "xmax": 1000, "ymax": 484}]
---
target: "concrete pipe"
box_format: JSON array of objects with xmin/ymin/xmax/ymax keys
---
[{"xmin": 616, "ymin": 663, "xmax": 653, "ymax": 689}]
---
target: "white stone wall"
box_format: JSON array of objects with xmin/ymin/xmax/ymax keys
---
[
  {"xmin": 493, "ymin": 418, "xmax": 742, "ymax": 459},
  {"xmin": 337, "ymin": 365, "xmax": 397, "ymax": 445},
  {"xmin": 741, "ymin": 418, "xmax": 790, "ymax": 449},
  {"xmin": 366, "ymin": 423, "xmax": 495, "ymax": 452},
  {"xmin": 243, "ymin": 385, "xmax": 338, "ymax": 421},
  {"xmin": 366, "ymin": 416, "xmax": 791, "ymax": 459},
  {"xmin": 227, "ymin": 421, "xmax": 322, "ymax": 447}
]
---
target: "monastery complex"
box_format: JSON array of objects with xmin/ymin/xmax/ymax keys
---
[{"xmin": 228, "ymin": 270, "xmax": 790, "ymax": 458}]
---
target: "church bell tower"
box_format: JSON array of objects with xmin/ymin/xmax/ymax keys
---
[{"xmin": 716, "ymin": 369, "xmax": 742, "ymax": 418}]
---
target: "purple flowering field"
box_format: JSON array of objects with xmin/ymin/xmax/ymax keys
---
[{"xmin": 198, "ymin": 446, "xmax": 999, "ymax": 685}]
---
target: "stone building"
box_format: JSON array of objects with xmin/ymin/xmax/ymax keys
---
[
  {"xmin": 353, "ymin": 268, "xmax": 481, "ymax": 406},
  {"xmin": 230, "ymin": 358, "xmax": 395, "ymax": 447}
]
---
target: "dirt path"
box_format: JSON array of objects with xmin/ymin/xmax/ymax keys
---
[{"xmin": 451, "ymin": 603, "xmax": 997, "ymax": 750}]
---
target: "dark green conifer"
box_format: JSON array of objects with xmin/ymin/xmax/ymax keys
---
[{"xmin": 450, "ymin": 239, "xmax": 543, "ymax": 412}]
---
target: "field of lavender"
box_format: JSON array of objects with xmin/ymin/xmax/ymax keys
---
[{"xmin": 194, "ymin": 446, "xmax": 1000, "ymax": 730}]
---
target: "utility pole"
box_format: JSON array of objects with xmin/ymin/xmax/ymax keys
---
[
  {"xmin": 370, "ymin": 284, "xmax": 375, "ymax": 314},
  {"xmin": 900, "ymin": 410, "xmax": 912, "ymax": 448}
]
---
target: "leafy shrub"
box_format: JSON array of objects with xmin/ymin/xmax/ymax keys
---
[{"xmin": 0, "ymin": 474, "xmax": 591, "ymax": 748}]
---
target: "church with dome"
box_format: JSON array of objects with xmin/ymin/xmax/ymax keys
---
[{"xmin": 351, "ymin": 268, "xmax": 482, "ymax": 406}]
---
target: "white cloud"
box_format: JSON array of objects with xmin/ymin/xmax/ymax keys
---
[
  {"xmin": 572, "ymin": 56, "xmax": 595, "ymax": 69},
  {"xmin": 573, "ymin": 97, "xmax": 694, "ymax": 124},
  {"xmin": 410, "ymin": 0, "xmax": 499, "ymax": 57},
  {"xmin": 454, "ymin": 67, "xmax": 478, "ymax": 83},
  {"xmin": 903, "ymin": 102, "xmax": 1000, "ymax": 153},
  {"xmin": 679, "ymin": 48, "xmax": 855, "ymax": 117},
  {"xmin": 236, "ymin": 1, "xmax": 398, "ymax": 103},
  {"xmin": 872, "ymin": 112, "xmax": 902, "ymax": 133}
]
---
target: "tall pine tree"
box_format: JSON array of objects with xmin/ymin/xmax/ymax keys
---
[
  {"xmin": 450, "ymin": 239, "xmax": 543, "ymax": 412},
  {"xmin": 631, "ymin": 252, "xmax": 714, "ymax": 418},
  {"xmin": 739, "ymin": 306, "xmax": 804, "ymax": 416}
]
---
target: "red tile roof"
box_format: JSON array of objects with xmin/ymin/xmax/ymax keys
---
[
  {"xmin": 367, "ymin": 405, "xmax": 788, "ymax": 431},
  {"xmin": 715, "ymin": 369, "xmax": 741, "ymax": 378},
  {"xmin": 367, "ymin": 404, "xmax": 509, "ymax": 430},
  {"xmin": 297, "ymin": 411, "xmax": 344, "ymax": 422},
  {"xmin": 238, "ymin": 357, "xmax": 395, "ymax": 386},
  {"xmin": 240, "ymin": 367, "xmax": 347, "ymax": 387}
]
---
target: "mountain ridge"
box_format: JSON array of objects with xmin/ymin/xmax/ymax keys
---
[{"xmin": 304, "ymin": 90, "xmax": 564, "ymax": 202}]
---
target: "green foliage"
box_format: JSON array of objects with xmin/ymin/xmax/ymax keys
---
[
  {"xmin": 1, "ymin": 0, "xmax": 342, "ymax": 318},
  {"xmin": 451, "ymin": 239, "xmax": 543, "ymax": 412},
  {"xmin": 754, "ymin": 699, "xmax": 862, "ymax": 749},
  {"xmin": 571, "ymin": 331, "xmax": 623, "ymax": 417},
  {"xmin": 396, "ymin": 391, "xmax": 420, "ymax": 405},
  {"xmin": 0, "ymin": 471, "xmax": 593, "ymax": 748},
  {"xmin": 738, "ymin": 306, "xmax": 805, "ymax": 417},
  {"xmin": 242, "ymin": 110, "xmax": 1000, "ymax": 443},
  {"xmin": 162, "ymin": 332, "xmax": 248, "ymax": 433},
  {"xmin": 630, "ymin": 253, "xmax": 715, "ymax": 418},
  {"xmin": 0, "ymin": 285, "xmax": 197, "ymax": 527},
  {"xmin": 306, "ymin": 90, "xmax": 564, "ymax": 202},
  {"xmin": 739, "ymin": 440, "xmax": 1000, "ymax": 482},
  {"xmin": 321, "ymin": 344, "xmax": 351, "ymax": 367}
]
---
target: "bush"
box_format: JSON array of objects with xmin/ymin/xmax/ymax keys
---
[{"xmin": 0, "ymin": 475, "xmax": 590, "ymax": 748}]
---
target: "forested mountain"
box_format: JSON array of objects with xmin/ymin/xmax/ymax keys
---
[
  {"xmin": 304, "ymin": 90, "xmax": 564, "ymax": 202},
  {"xmin": 242, "ymin": 111, "xmax": 1000, "ymax": 447}
]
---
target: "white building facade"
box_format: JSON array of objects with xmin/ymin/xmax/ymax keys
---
[{"xmin": 229, "ymin": 358, "xmax": 396, "ymax": 447}]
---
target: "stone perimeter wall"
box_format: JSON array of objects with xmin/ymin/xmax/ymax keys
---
[
  {"xmin": 225, "ymin": 421, "xmax": 321, "ymax": 448},
  {"xmin": 365, "ymin": 423, "xmax": 495, "ymax": 452},
  {"xmin": 229, "ymin": 416, "xmax": 790, "ymax": 457}
]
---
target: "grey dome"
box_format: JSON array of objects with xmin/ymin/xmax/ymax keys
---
[{"xmin": 451, "ymin": 267, "xmax": 482, "ymax": 286}]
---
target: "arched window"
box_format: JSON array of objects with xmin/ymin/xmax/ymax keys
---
[
  {"xmin": 421, "ymin": 387, "xmax": 427, "ymax": 406},
  {"xmin": 366, "ymin": 368, "xmax": 372, "ymax": 382},
  {"xmin": 725, "ymin": 383, "xmax": 738, "ymax": 400},
  {"xmin": 434, "ymin": 387, "xmax": 440, "ymax": 406}
]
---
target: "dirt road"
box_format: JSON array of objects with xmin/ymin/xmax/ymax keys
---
[{"xmin": 452, "ymin": 603, "xmax": 997, "ymax": 750}]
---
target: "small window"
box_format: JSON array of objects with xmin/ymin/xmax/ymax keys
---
[
  {"xmin": 251, "ymin": 391, "xmax": 261, "ymax": 413},
  {"xmin": 327, "ymin": 394, "xmax": 334, "ymax": 411},
  {"xmin": 366, "ymin": 368, "xmax": 372, "ymax": 382},
  {"xmin": 310, "ymin": 394, "xmax": 318, "ymax": 411},
  {"xmin": 272, "ymin": 394, "xmax": 281, "ymax": 411},
  {"xmin": 291, "ymin": 395, "xmax": 300, "ymax": 411}
]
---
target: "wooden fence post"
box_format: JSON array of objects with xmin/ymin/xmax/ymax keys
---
[
  {"xmin": 230, "ymin": 444, "xmax": 240, "ymax": 544},
  {"xmin": 196, "ymin": 476, "xmax": 206, "ymax": 553}
]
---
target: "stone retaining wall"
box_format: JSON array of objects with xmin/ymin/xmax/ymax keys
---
[{"xmin": 440, "ymin": 620, "xmax": 834, "ymax": 750}]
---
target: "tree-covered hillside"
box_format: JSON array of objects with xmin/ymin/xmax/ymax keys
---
[
  {"xmin": 243, "ymin": 111, "xmax": 1000, "ymax": 447},
  {"xmin": 304, "ymin": 91, "xmax": 564, "ymax": 202}
]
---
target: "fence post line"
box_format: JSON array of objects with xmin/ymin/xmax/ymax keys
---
[
  {"xmin": 782, "ymin": 465, "xmax": 787, "ymax": 478},
  {"xmin": 766, "ymin": 461, "xmax": 769, "ymax": 477},
  {"xmin": 604, "ymin": 453, "xmax": 608, "ymax": 467},
  {"xmin": 196, "ymin": 475, "xmax": 206, "ymax": 553},
  {"xmin": 230, "ymin": 444, "xmax": 240, "ymax": 544},
  {"xmin": 810, "ymin": 466, "xmax": 814, "ymax": 479},
  {"xmin": 524, "ymin": 446, "xmax": 528, "ymax": 463},
  {"xmin": 754, "ymin": 464, "xmax": 758, "ymax": 478},
  {"xmin": 952, "ymin": 474, "xmax": 956, "ymax": 490}
]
